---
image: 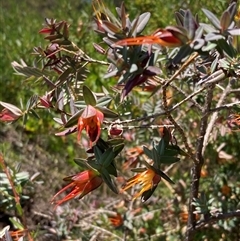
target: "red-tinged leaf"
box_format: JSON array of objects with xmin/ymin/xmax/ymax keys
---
[
  {"xmin": 93, "ymin": 43, "xmax": 106, "ymax": 54},
  {"xmin": 0, "ymin": 101, "xmax": 22, "ymax": 116},
  {"xmin": 220, "ymin": 10, "xmax": 231, "ymax": 32},
  {"xmin": 39, "ymin": 27, "xmax": 52, "ymax": 34}
]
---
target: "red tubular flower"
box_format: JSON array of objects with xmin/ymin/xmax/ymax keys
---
[
  {"xmin": 115, "ymin": 29, "xmax": 182, "ymax": 48},
  {"xmin": 121, "ymin": 168, "xmax": 161, "ymax": 200},
  {"xmin": 78, "ymin": 105, "xmax": 104, "ymax": 146},
  {"xmin": 51, "ymin": 170, "xmax": 103, "ymax": 208}
]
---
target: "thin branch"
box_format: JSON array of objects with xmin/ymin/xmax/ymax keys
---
[
  {"xmin": 229, "ymin": 88, "xmax": 240, "ymax": 93},
  {"xmin": 190, "ymin": 210, "xmax": 240, "ymax": 231},
  {"xmin": 104, "ymin": 85, "xmax": 207, "ymax": 126},
  {"xmin": 154, "ymin": 76, "xmax": 203, "ymax": 111},
  {"xmin": 202, "ymin": 83, "xmax": 231, "ymax": 154},
  {"xmin": 162, "ymin": 81, "xmax": 196, "ymax": 161},
  {"xmin": 209, "ymin": 100, "xmax": 240, "ymax": 112},
  {"xmin": 185, "ymin": 84, "xmax": 215, "ymax": 241},
  {"xmin": 102, "ymin": 123, "xmax": 174, "ymax": 129},
  {"xmin": 164, "ymin": 52, "xmax": 199, "ymax": 86}
]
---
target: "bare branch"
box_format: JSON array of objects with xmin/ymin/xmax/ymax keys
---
[
  {"xmin": 202, "ymin": 83, "xmax": 231, "ymax": 154},
  {"xmin": 190, "ymin": 210, "xmax": 240, "ymax": 231}
]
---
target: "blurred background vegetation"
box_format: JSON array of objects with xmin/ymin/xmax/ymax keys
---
[{"xmin": 1, "ymin": 0, "xmax": 239, "ymax": 240}]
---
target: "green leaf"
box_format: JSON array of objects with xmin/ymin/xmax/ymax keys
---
[
  {"xmin": 96, "ymin": 96, "xmax": 112, "ymax": 107},
  {"xmin": 16, "ymin": 203, "xmax": 23, "ymax": 216},
  {"xmin": 87, "ymin": 159, "xmax": 100, "ymax": 171},
  {"xmin": 102, "ymin": 20, "xmax": 121, "ymax": 35},
  {"xmin": 202, "ymin": 8, "xmax": 221, "ymax": 30},
  {"xmin": 107, "ymin": 138, "xmax": 124, "ymax": 146},
  {"xmin": 135, "ymin": 12, "xmax": 151, "ymax": 34},
  {"xmin": 173, "ymin": 44, "xmax": 193, "ymax": 65},
  {"xmin": 113, "ymin": 143, "xmax": 124, "ymax": 157},
  {"xmin": 141, "ymin": 185, "xmax": 158, "ymax": 202},
  {"xmin": 184, "ymin": 10, "xmax": 196, "ymax": 40},
  {"xmin": 143, "ymin": 146, "xmax": 152, "ymax": 159},
  {"xmin": 157, "ymin": 139, "xmax": 165, "ymax": 156},
  {"xmin": 96, "ymin": 106, "xmax": 118, "ymax": 118},
  {"xmin": 9, "ymin": 217, "xmax": 24, "ymax": 230},
  {"xmin": 74, "ymin": 100, "xmax": 87, "ymax": 109},
  {"xmin": 159, "ymin": 156, "xmax": 180, "ymax": 164},
  {"xmin": 94, "ymin": 146, "xmax": 103, "ymax": 163},
  {"xmin": 227, "ymin": 2, "xmax": 237, "ymax": 24},
  {"xmin": 155, "ymin": 169, "xmax": 175, "ymax": 184},
  {"xmin": 74, "ymin": 158, "xmax": 89, "ymax": 168},
  {"xmin": 96, "ymin": 138, "xmax": 110, "ymax": 151},
  {"xmin": 100, "ymin": 147, "xmax": 115, "ymax": 168},
  {"xmin": 106, "ymin": 163, "xmax": 118, "ymax": 177},
  {"xmin": 82, "ymin": 85, "xmax": 97, "ymax": 106},
  {"xmin": 217, "ymin": 39, "xmax": 236, "ymax": 58},
  {"xmin": 152, "ymin": 148, "xmax": 160, "ymax": 167},
  {"xmin": 26, "ymin": 95, "xmax": 38, "ymax": 111},
  {"xmin": 175, "ymin": 11, "xmax": 184, "ymax": 27},
  {"xmin": 29, "ymin": 109, "xmax": 40, "ymax": 119},
  {"xmin": 101, "ymin": 168, "xmax": 118, "ymax": 194},
  {"xmin": 64, "ymin": 109, "xmax": 84, "ymax": 128}
]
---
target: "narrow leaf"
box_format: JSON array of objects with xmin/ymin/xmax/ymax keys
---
[
  {"xmin": 82, "ymin": 85, "xmax": 97, "ymax": 106},
  {"xmin": 96, "ymin": 106, "xmax": 118, "ymax": 118},
  {"xmin": 202, "ymin": 8, "xmax": 221, "ymax": 30}
]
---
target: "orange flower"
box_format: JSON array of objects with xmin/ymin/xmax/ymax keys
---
[
  {"xmin": 78, "ymin": 105, "xmax": 104, "ymax": 146},
  {"xmin": 109, "ymin": 213, "xmax": 124, "ymax": 227},
  {"xmin": 122, "ymin": 168, "xmax": 161, "ymax": 200},
  {"xmin": 115, "ymin": 29, "xmax": 182, "ymax": 47},
  {"xmin": 10, "ymin": 229, "xmax": 27, "ymax": 241},
  {"xmin": 51, "ymin": 170, "xmax": 103, "ymax": 208}
]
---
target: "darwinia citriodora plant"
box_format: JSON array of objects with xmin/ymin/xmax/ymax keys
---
[{"xmin": 1, "ymin": 0, "xmax": 240, "ymax": 240}]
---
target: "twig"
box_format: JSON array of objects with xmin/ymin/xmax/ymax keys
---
[
  {"xmin": 164, "ymin": 52, "xmax": 199, "ymax": 86},
  {"xmin": 190, "ymin": 210, "xmax": 240, "ymax": 231},
  {"xmin": 102, "ymin": 123, "xmax": 174, "ymax": 129},
  {"xmin": 153, "ymin": 76, "xmax": 203, "ymax": 111},
  {"xmin": 104, "ymin": 85, "xmax": 207, "ymax": 126},
  {"xmin": 185, "ymin": 84, "xmax": 215, "ymax": 241},
  {"xmin": 209, "ymin": 100, "xmax": 240, "ymax": 112},
  {"xmin": 202, "ymin": 83, "xmax": 231, "ymax": 154},
  {"xmin": 162, "ymin": 81, "xmax": 196, "ymax": 161}
]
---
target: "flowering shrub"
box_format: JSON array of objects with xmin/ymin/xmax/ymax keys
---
[{"xmin": 1, "ymin": 1, "xmax": 240, "ymax": 240}]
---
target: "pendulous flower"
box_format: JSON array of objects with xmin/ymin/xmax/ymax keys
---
[
  {"xmin": 51, "ymin": 169, "xmax": 103, "ymax": 207},
  {"xmin": 121, "ymin": 168, "xmax": 161, "ymax": 201},
  {"xmin": 78, "ymin": 105, "xmax": 104, "ymax": 146}
]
